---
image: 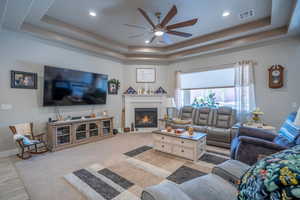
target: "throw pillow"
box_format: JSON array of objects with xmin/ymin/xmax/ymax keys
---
[
  {"xmin": 237, "ymin": 145, "xmax": 300, "ymax": 200},
  {"xmin": 277, "ymin": 112, "xmax": 300, "ymax": 143},
  {"xmin": 13, "ymin": 133, "xmax": 38, "ymax": 145},
  {"xmin": 295, "ymin": 107, "xmax": 300, "ymax": 126}
]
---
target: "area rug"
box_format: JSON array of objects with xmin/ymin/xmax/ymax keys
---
[{"xmin": 64, "ymin": 145, "xmax": 229, "ymax": 200}]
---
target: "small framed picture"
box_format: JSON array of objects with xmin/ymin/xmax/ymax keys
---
[
  {"xmin": 136, "ymin": 68, "xmax": 156, "ymax": 83},
  {"xmin": 108, "ymin": 82, "xmax": 118, "ymax": 95},
  {"xmin": 11, "ymin": 70, "xmax": 37, "ymax": 89}
]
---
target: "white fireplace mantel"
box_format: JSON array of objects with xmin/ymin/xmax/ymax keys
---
[{"xmin": 124, "ymin": 95, "xmax": 167, "ymax": 132}]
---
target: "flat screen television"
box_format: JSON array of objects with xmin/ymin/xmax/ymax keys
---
[{"xmin": 43, "ymin": 66, "xmax": 108, "ymax": 106}]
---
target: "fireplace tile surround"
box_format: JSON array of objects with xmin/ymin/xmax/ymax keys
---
[{"xmin": 124, "ymin": 95, "xmax": 167, "ymax": 132}]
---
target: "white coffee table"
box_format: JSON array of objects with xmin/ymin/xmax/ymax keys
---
[{"xmin": 152, "ymin": 130, "xmax": 207, "ymax": 162}]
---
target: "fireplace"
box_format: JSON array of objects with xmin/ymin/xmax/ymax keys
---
[{"xmin": 135, "ymin": 108, "xmax": 158, "ymax": 128}]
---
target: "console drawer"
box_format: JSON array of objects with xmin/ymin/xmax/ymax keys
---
[
  {"xmin": 172, "ymin": 138, "xmax": 195, "ymax": 148},
  {"xmin": 173, "ymin": 146, "xmax": 194, "ymax": 160},
  {"xmin": 153, "ymin": 134, "xmax": 172, "ymax": 143},
  {"xmin": 154, "ymin": 141, "xmax": 172, "ymax": 153}
]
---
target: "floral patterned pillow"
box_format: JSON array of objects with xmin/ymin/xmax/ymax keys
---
[{"xmin": 238, "ymin": 145, "xmax": 300, "ymax": 200}]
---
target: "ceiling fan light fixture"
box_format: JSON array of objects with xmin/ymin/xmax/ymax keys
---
[
  {"xmin": 145, "ymin": 40, "xmax": 150, "ymax": 44},
  {"xmin": 89, "ymin": 11, "xmax": 97, "ymax": 17},
  {"xmin": 154, "ymin": 31, "xmax": 164, "ymax": 36},
  {"xmin": 222, "ymin": 11, "xmax": 230, "ymax": 17}
]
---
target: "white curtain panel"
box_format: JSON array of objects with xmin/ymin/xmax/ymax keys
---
[
  {"xmin": 174, "ymin": 71, "xmax": 183, "ymax": 110},
  {"xmin": 234, "ymin": 61, "xmax": 256, "ymax": 122}
]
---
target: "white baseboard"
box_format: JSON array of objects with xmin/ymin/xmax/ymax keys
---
[{"xmin": 0, "ymin": 148, "xmax": 18, "ymax": 158}]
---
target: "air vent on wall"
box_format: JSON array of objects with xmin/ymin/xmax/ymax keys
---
[{"xmin": 239, "ymin": 9, "xmax": 255, "ymax": 20}]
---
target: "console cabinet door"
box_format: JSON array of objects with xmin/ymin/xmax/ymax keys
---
[
  {"xmin": 89, "ymin": 121, "xmax": 101, "ymax": 138},
  {"xmin": 55, "ymin": 125, "xmax": 72, "ymax": 147},
  {"xmin": 73, "ymin": 123, "xmax": 89, "ymax": 143}
]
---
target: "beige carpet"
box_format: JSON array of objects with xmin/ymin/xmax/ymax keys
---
[
  {"xmin": 64, "ymin": 145, "xmax": 229, "ymax": 200},
  {"xmin": 9, "ymin": 133, "xmax": 230, "ymax": 200},
  {"xmin": 0, "ymin": 158, "xmax": 29, "ymax": 200}
]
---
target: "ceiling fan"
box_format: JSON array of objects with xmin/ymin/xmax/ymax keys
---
[{"xmin": 125, "ymin": 5, "xmax": 198, "ymax": 44}]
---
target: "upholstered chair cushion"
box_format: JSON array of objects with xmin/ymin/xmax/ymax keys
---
[
  {"xmin": 192, "ymin": 107, "xmax": 213, "ymax": 126},
  {"xmin": 179, "ymin": 106, "xmax": 194, "ymax": 120},
  {"xmin": 214, "ymin": 107, "xmax": 234, "ymax": 129},
  {"xmin": 207, "ymin": 127, "xmax": 232, "ymax": 143},
  {"xmin": 180, "ymin": 174, "xmax": 237, "ymax": 200}
]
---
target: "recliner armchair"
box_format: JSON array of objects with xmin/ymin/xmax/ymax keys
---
[
  {"xmin": 230, "ymin": 127, "xmax": 286, "ymax": 165},
  {"xmin": 231, "ymin": 112, "xmax": 300, "ymax": 165}
]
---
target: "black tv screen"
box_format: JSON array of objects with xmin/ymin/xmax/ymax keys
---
[{"xmin": 43, "ymin": 66, "xmax": 108, "ymax": 106}]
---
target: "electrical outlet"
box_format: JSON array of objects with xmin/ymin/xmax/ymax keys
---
[{"xmin": 0, "ymin": 104, "xmax": 13, "ymax": 110}]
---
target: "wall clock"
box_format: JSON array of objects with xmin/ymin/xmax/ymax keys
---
[{"xmin": 268, "ymin": 65, "xmax": 284, "ymax": 88}]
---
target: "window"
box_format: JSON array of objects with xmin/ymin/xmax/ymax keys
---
[{"xmin": 180, "ymin": 68, "xmax": 235, "ymax": 107}]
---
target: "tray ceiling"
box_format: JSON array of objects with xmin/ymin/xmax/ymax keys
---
[
  {"xmin": 0, "ymin": 0, "xmax": 298, "ymax": 63},
  {"xmin": 41, "ymin": 0, "xmax": 272, "ymax": 46}
]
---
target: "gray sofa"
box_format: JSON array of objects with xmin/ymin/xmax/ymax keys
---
[
  {"xmin": 170, "ymin": 106, "xmax": 236, "ymax": 148},
  {"xmin": 141, "ymin": 159, "xmax": 250, "ymax": 200}
]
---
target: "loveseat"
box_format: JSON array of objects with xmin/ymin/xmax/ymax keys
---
[{"xmin": 170, "ymin": 106, "xmax": 236, "ymax": 148}]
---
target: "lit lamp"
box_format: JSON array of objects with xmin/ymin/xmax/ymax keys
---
[{"xmin": 165, "ymin": 97, "xmax": 176, "ymax": 120}]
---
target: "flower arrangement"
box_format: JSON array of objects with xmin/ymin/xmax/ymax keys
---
[{"xmin": 192, "ymin": 93, "xmax": 219, "ymax": 108}]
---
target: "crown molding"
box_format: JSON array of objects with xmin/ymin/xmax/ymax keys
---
[
  {"xmin": 41, "ymin": 15, "xmax": 128, "ymax": 52},
  {"xmin": 20, "ymin": 23, "xmax": 288, "ymax": 63},
  {"xmin": 41, "ymin": 16, "xmax": 271, "ymax": 55}
]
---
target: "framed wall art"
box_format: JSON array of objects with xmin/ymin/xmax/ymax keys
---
[
  {"xmin": 136, "ymin": 68, "xmax": 156, "ymax": 83},
  {"xmin": 11, "ymin": 70, "xmax": 38, "ymax": 89}
]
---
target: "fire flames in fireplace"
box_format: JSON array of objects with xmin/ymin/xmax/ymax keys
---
[
  {"xmin": 142, "ymin": 115, "xmax": 150, "ymax": 123},
  {"xmin": 135, "ymin": 108, "xmax": 158, "ymax": 128}
]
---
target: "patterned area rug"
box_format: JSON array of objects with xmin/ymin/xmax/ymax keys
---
[{"xmin": 64, "ymin": 145, "xmax": 229, "ymax": 200}]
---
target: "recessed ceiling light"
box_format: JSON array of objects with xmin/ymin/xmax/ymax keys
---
[
  {"xmin": 89, "ymin": 11, "xmax": 97, "ymax": 17},
  {"xmin": 145, "ymin": 40, "xmax": 150, "ymax": 44},
  {"xmin": 154, "ymin": 31, "xmax": 164, "ymax": 36},
  {"xmin": 222, "ymin": 11, "xmax": 230, "ymax": 17}
]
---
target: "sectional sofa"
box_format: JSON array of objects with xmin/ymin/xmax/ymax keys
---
[{"xmin": 170, "ymin": 106, "xmax": 236, "ymax": 148}]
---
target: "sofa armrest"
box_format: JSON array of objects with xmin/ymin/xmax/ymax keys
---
[
  {"xmin": 141, "ymin": 181, "xmax": 192, "ymax": 200},
  {"xmin": 237, "ymin": 127, "xmax": 277, "ymax": 141},
  {"xmin": 235, "ymin": 136, "xmax": 287, "ymax": 165},
  {"xmin": 239, "ymin": 136, "xmax": 286, "ymax": 151}
]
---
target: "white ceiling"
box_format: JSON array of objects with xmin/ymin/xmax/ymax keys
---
[{"xmin": 25, "ymin": 0, "xmax": 272, "ymax": 46}]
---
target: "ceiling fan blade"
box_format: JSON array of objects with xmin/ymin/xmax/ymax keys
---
[
  {"xmin": 160, "ymin": 5, "xmax": 177, "ymax": 27},
  {"xmin": 150, "ymin": 36, "xmax": 156, "ymax": 43},
  {"xmin": 162, "ymin": 34, "xmax": 172, "ymax": 44},
  {"xmin": 167, "ymin": 18, "xmax": 198, "ymax": 30},
  {"xmin": 128, "ymin": 33, "xmax": 145, "ymax": 38},
  {"xmin": 167, "ymin": 30, "xmax": 192, "ymax": 37},
  {"xmin": 124, "ymin": 24, "xmax": 147, "ymax": 30},
  {"xmin": 138, "ymin": 8, "xmax": 156, "ymax": 29}
]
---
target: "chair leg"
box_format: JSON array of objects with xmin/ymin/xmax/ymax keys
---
[{"xmin": 17, "ymin": 147, "xmax": 31, "ymax": 159}]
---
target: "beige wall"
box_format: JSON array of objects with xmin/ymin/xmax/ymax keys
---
[
  {"xmin": 0, "ymin": 30, "xmax": 124, "ymax": 152},
  {"xmin": 168, "ymin": 38, "xmax": 300, "ymax": 128},
  {"xmin": 122, "ymin": 64, "xmax": 171, "ymax": 95}
]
